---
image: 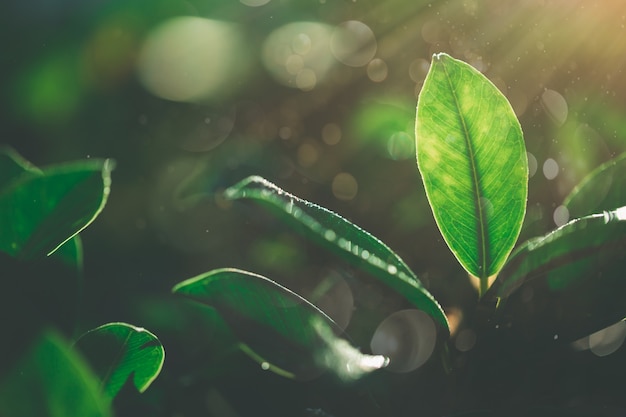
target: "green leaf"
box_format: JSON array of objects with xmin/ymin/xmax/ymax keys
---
[
  {"xmin": 172, "ymin": 268, "xmax": 389, "ymax": 381},
  {"xmin": 0, "ymin": 158, "xmax": 114, "ymax": 259},
  {"xmin": 415, "ymin": 53, "xmax": 528, "ymax": 284},
  {"xmin": 563, "ymin": 152, "xmax": 626, "ymax": 219},
  {"xmin": 0, "ymin": 147, "xmax": 84, "ymax": 270},
  {"xmin": 487, "ymin": 206, "xmax": 626, "ymax": 341},
  {"xmin": 224, "ymin": 176, "xmax": 448, "ymax": 332},
  {"xmin": 0, "ymin": 330, "xmax": 112, "ymax": 417},
  {"xmin": 75, "ymin": 323, "xmax": 165, "ymax": 400},
  {"xmin": 0, "ymin": 146, "xmax": 42, "ymax": 188}
]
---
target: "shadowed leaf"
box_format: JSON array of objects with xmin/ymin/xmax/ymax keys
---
[
  {"xmin": 173, "ymin": 268, "xmax": 388, "ymax": 381},
  {"xmin": 487, "ymin": 206, "xmax": 626, "ymax": 341},
  {"xmin": 0, "ymin": 157, "xmax": 114, "ymax": 260},
  {"xmin": 0, "ymin": 331, "xmax": 111, "ymax": 417}
]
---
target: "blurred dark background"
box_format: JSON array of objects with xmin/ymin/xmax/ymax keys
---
[{"xmin": 2, "ymin": 0, "xmax": 626, "ymax": 416}]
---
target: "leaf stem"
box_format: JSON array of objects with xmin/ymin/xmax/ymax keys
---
[{"xmin": 479, "ymin": 276, "xmax": 488, "ymax": 298}]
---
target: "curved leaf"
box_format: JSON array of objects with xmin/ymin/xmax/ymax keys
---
[
  {"xmin": 415, "ymin": 53, "xmax": 528, "ymax": 284},
  {"xmin": 487, "ymin": 206, "xmax": 626, "ymax": 341},
  {"xmin": 0, "ymin": 148, "xmax": 84, "ymax": 269},
  {"xmin": 172, "ymin": 268, "xmax": 388, "ymax": 381},
  {"xmin": 75, "ymin": 323, "xmax": 165, "ymax": 400},
  {"xmin": 0, "ymin": 159, "xmax": 114, "ymax": 259},
  {"xmin": 0, "ymin": 146, "xmax": 42, "ymax": 188},
  {"xmin": 223, "ymin": 176, "xmax": 448, "ymax": 332},
  {"xmin": 563, "ymin": 152, "xmax": 626, "ymax": 219},
  {"xmin": 0, "ymin": 331, "xmax": 111, "ymax": 417}
]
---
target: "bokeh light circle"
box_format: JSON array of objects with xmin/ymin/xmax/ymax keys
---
[
  {"xmin": 367, "ymin": 58, "xmax": 388, "ymax": 82},
  {"xmin": 543, "ymin": 158, "xmax": 559, "ymax": 180},
  {"xmin": 137, "ymin": 17, "xmax": 247, "ymax": 102},
  {"xmin": 262, "ymin": 22, "xmax": 334, "ymax": 91},
  {"xmin": 370, "ymin": 309, "xmax": 437, "ymax": 372},
  {"xmin": 541, "ymin": 89, "xmax": 568, "ymax": 126},
  {"xmin": 330, "ymin": 20, "xmax": 377, "ymax": 67},
  {"xmin": 332, "ymin": 173, "xmax": 358, "ymax": 201},
  {"xmin": 240, "ymin": 0, "xmax": 270, "ymax": 6}
]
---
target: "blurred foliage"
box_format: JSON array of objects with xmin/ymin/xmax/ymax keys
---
[{"xmin": 2, "ymin": 0, "xmax": 626, "ymax": 415}]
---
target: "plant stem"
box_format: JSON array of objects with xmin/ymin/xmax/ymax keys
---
[{"xmin": 479, "ymin": 276, "xmax": 488, "ymax": 298}]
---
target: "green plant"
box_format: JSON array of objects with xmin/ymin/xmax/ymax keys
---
[
  {"xmin": 1, "ymin": 52, "xmax": 624, "ymax": 416},
  {"xmin": 169, "ymin": 53, "xmax": 626, "ymax": 414},
  {"xmin": 0, "ymin": 148, "xmax": 164, "ymax": 417}
]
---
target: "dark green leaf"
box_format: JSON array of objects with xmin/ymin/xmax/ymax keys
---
[
  {"xmin": 224, "ymin": 176, "xmax": 448, "ymax": 332},
  {"xmin": 0, "ymin": 146, "xmax": 42, "ymax": 188},
  {"xmin": 415, "ymin": 53, "xmax": 528, "ymax": 284},
  {"xmin": 0, "ymin": 158, "xmax": 114, "ymax": 259},
  {"xmin": 172, "ymin": 268, "xmax": 389, "ymax": 381},
  {"xmin": 487, "ymin": 206, "xmax": 626, "ymax": 341},
  {"xmin": 0, "ymin": 330, "xmax": 111, "ymax": 417},
  {"xmin": 563, "ymin": 152, "xmax": 626, "ymax": 219},
  {"xmin": 75, "ymin": 322, "xmax": 165, "ymax": 400}
]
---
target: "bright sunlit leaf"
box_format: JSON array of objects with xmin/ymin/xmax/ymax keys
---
[
  {"xmin": 416, "ymin": 53, "xmax": 528, "ymax": 289},
  {"xmin": 0, "ymin": 331, "xmax": 111, "ymax": 417},
  {"xmin": 224, "ymin": 176, "xmax": 449, "ymax": 332},
  {"xmin": 75, "ymin": 323, "xmax": 165, "ymax": 400},
  {"xmin": 172, "ymin": 268, "xmax": 388, "ymax": 381},
  {"xmin": 0, "ymin": 157, "xmax": 114, "ymax": 260},
  {"xmin": 563, "ymin": 152, "xmax": 626, "ymax": 219},
  {"xmin": 488, "ymin": 206, "xmax": 626, "ymax": 341}
]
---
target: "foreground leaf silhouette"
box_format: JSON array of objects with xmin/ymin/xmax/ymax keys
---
[
  {"xmin": 416, "ymin": 53, "xmax": 527, "ymax": 290},
  {"xmin": 0, "ymin": 331, "xmax": 111, "ymax": 417}
]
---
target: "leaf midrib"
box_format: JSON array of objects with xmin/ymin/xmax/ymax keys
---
[{"xmin": 440, "ymin": 57, "xmax": 488, "ymax": 278}]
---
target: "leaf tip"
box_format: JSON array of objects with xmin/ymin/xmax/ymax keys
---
[{"xmin": 432, "ymin": 52, "xmax": 451, "ymax": 62}]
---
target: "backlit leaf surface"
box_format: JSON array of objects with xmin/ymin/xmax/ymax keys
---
[
  {"xmin": 416, "ymin": 53, "xmax": 527, "ymax": 281},
  {"xmin": 224, "ymin": 176, "xmax": 448, "ymax": 331},
  {"xmin": 75, "ymin": 323, "xmax": 165, "ymax": 400}
]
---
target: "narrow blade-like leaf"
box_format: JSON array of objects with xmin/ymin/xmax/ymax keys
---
[
  {"xmin": 0, "ymin": 159, "xmax": 114, "ymax": 259},
  {"xmin": 75, "ymin": 323, "xmax": 165, "ymax": 400},
  {"xmin": 563, "ymin": 152, "xmax": 626, "ymax": 219},
  {"xmin": 224, "ymin": 176, "xmax": 448, "ymax": 331},
  {"xmin": 487, "ymin": 206, "xmax": 626, "ymax": 341},
  {"xmin": 173, "ymin": 268, "xmax": 389, "ymax": 381},
  {"xmin": 416, "ymin": 53, "xmax": 528, "ymax": 282},
  {"xmin": 0, "ymin": 331, "xmax": 111, "ymax": 417}
]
